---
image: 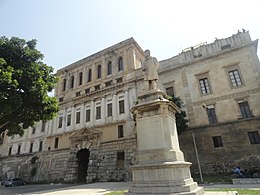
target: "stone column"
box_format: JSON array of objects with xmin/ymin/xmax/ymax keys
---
[
  {"xmin": 48, "ymin": 120, "xmax": 53, "ymax": 135},
  {"xmin": 112, "ymin": 93, "xmax": 118, "ymax": 121},
  {"xmin": 126, "ymin": 90, "xmax": 203, "ymax": 195},
  {"xmin": 90, "ymin": 100, "xmax": 95, "ymax": 126},
  {"xmin": 101, "ymin": 97, "xmax": 105, "ymax": 124},
  {"xmin": 124, "ymin": 90, "xmax": 130, "ymax": 117},
  {"xmin": 71, "ymin": 106, "xmax": 76, "ymax": 129},
  {"xmin": 80, "ymin": 103, "xmax": 84, "ymax": 128},
  {"xmin": 53, "ymin": 116, "xmax": 57, "ymax": 134}
]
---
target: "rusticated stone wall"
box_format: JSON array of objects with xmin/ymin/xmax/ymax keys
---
[
  {"xmin": 0, "ymin": 138, "xmax": 137, "ymax": 183},
  {"xmin": 179, "ymin": 117, "xmax": 260, "ymax": 175},
  {"xmin": 98, "ymin": 138, "xmax": 136, "ymax": 182}
]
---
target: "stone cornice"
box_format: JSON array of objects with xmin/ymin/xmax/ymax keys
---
[
  {"xmin": 158, "ymin": 40, "xmax": 258, "ymax": 74},
  {"xmin": 193, "ymin": 87, "xmax": 260, "ymax": 106},
  {"xmin": 47, "ymin": 119, "xmax": 128, "ymax": 139},
  {"xmin": 59, "ymin": 78, "xmax": 138, "ymax": 107},
  {"xmin": 188, "ymin": 116, "xmax": 260, "ymax": 131},
  {"xmin": 57, "ymin": 37, "xmax": 143, "ymax": 74}
]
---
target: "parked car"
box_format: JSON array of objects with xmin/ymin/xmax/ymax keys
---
[{"xmin": 4, "ymin": 178, "xmax": 27, "ymax": 187}]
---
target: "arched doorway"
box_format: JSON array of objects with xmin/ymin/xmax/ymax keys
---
[{"xmin": 76, "ymin": 149, "xmax": 90, "ymax": 183}]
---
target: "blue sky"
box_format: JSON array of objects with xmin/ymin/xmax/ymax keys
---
[{"xmin": 1, "ymin": 0, "xmax": 260, "ymax": 72}]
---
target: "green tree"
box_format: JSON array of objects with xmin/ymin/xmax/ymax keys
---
[
  {"xmin": 168, "ymin": 95, "xmax": 188, "ymax": 134},
  {"xmin": 0, "ymin": 37, "xmax": 59, "ymax": 136}
]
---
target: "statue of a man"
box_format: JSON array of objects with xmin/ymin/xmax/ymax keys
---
[{"xmin": 142, "ymin": 50, "xmax": 159, "ymax": 91}]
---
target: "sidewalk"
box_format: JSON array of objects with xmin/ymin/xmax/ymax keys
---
[{"xmin": 25, "ymin": 182, "xmax": 260, "ymax": 195}]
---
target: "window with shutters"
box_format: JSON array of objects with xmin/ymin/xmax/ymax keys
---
[
  {"xmin": 239, "ymin": 101, "xmax": 252, "ymax": 119},
  {"xmin": 199, "ymin": 77, "xmax": 211, "ymax": 95},
  {"xmin": 206, "ymin": 106, "xmax": 218, "ymax": 124},
  {"xmin": 228, "ymin": 69, "xmax": 243, "ymax": 87}
]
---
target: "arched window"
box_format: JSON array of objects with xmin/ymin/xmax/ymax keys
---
[
  {"xmin": 70, "ymin": 75, "xmax": 74, "ymax": 88},
  {"xmin": 118, "ymin": 57, "xmax": 123, "ymax": 71},
  {"xmin": 79, "ymin": 72, "xmax": 83, "ymax": 86},
  {"xmin": 62, "ymin": 79, "xmax": 66, "ymax": 91},
  {"xmin": 107, "ymin": 61, "xmax": 112, "ymax": 75},
  {"xmin": 97, "ymin": 65, "xmax": 102, "ymax": 79},
  {"xmin": 88, "ymin": 69, "xmax": 92, "ymax": 82}
]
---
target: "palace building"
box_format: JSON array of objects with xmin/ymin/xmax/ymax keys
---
[{"xmin": 0, "ymin": 31, "xmax": 259, "ymax": 182}]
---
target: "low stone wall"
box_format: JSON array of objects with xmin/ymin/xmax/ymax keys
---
[
  {"xmin": 0, "ymin": 149, "xmax": 72, "ymax": 183},
  {"xmin": 232, "ymin": 178, "xmax": 260, "ymax": 184}
]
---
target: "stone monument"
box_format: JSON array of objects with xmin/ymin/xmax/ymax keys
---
[{"xmin": 126, "ymin": 50, "xmax": 203, "ymax": 194}]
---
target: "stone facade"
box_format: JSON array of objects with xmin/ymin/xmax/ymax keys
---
[
  {"xmin": 159, "ymin": 31, "xmax": 260, "ymax": 175},
  {"xmin": 0, "ymin": 31, "xmax": 260, "ymax": 182}
]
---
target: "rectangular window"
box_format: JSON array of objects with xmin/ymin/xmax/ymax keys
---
[
  {"xmin": 248, "ymin": 131, "xmax": 260, "ymax": 144},
  {"xmin": 116, "ymin": 151, "xmax": 125, "ymax": 168},
  {"xmin": 221, "ymin": 44, "xmax": 231, "ymax": 50},
  {"xmin": 76, "ymin": 91, "xmax": 81, "ymax": 97},
  {"xmin": 107, "ymin": 103, "xmax": 112, "ymax": 117},
  {"xmin": 17, "ymin": 145, "xmax": 21, "ymax": 155},
  {"xmin": 29, "ymin": 143, "xmax": 34, "ymax": 153},
  {"xmin": 96, "ymin": 106, "xmax": 101, "ymax": 120},
  {"xmin": 95, "ymin": 85, "xmax": 100, "ymax": 91},
  {"xmin": 85, "ymin": 88, "xmax": 90, "ymax": 94},
  {"xmin": 105, "ymin": 80, "xmax": 112, "ymax": 87},
  {"xmin": 9, "ymin": 146, "xmax": 12, "ymax": 156},
  {"xmin": 212, "ymin": 136, "xmax": 223, "ymax": 148},
  {"xmin": 58, "ymin": 116, "xmax": 63, "ymax": 128},
  {"xmin": 39, "ymin": 141, "xmax": 43, "ymax": 152},
  {"xmin": 166, "ymin": 87, "xmax": 174, "ymax": 96},
  {"xmin": 239, "ymin": 101, "xmax": 252, "ymax": 119},
  {"xmin": 119, "ymin": 100, "xmax": 125, "ymax": 114},
  {"xmin": 229, "ymin": 69, "xmax": 242, "ymax": 87},
  {"xmin": 67, "ymin": 114, "xmax": 71, "ymax": 126},
  {"xmin": 207, "ymin": 107, "xmax": 218, "ymax": 124},
  {"xmin": 54, "ymin": 137, "xmax": 59, "ymax": 149},
  {"xmin": 118, "ymin": 125, "xmax": 124, "ymax": 138},
  {"xmin": 199, "ymin": 78, "xmax": 211, "ymax": 95},
  {"xmin": 76, "ymin": 111, "xmax": 81, "ymax": 124},
  {"xmin": 86, "ymin": 109, "xmax": 91, "ymax": 122},
  {"xmin": 116, "ymin": 77, "xmax": 123, "ymax": 83}
]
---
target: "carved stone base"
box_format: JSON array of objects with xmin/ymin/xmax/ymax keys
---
[
  {"xmin": 126, "ymin": 161, "xmax": 203, "ymax": 195},
  {"xmin": 126, "ymin": 90, "xmax": 203, "ymax": 194}
]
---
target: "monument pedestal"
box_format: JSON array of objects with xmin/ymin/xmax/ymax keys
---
[{"xmin": 126, "ymin": 90, "xmax": 203, "ymax": 195}]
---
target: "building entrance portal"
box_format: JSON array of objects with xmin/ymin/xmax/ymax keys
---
[{"xmin": 76, "ymin": 148, "xmax": 90, "ymax": 183}]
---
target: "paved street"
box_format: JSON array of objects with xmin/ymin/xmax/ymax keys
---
[{"xmin": 0, "ymin": 182, "xmax": 259, "ymax": 195}]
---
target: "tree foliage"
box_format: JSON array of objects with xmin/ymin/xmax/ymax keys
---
[
  {"xmin": 0, "ymin": 36, "xmax": 59, "ymax": 136},
  {"xmin": 168, "ymin": 95, "xmax": 189, "ymax": 134}
]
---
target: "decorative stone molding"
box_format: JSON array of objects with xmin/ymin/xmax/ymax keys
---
[{"xmin": 70, "ymin": 127, "xmax": 102, "ymax": 151}]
